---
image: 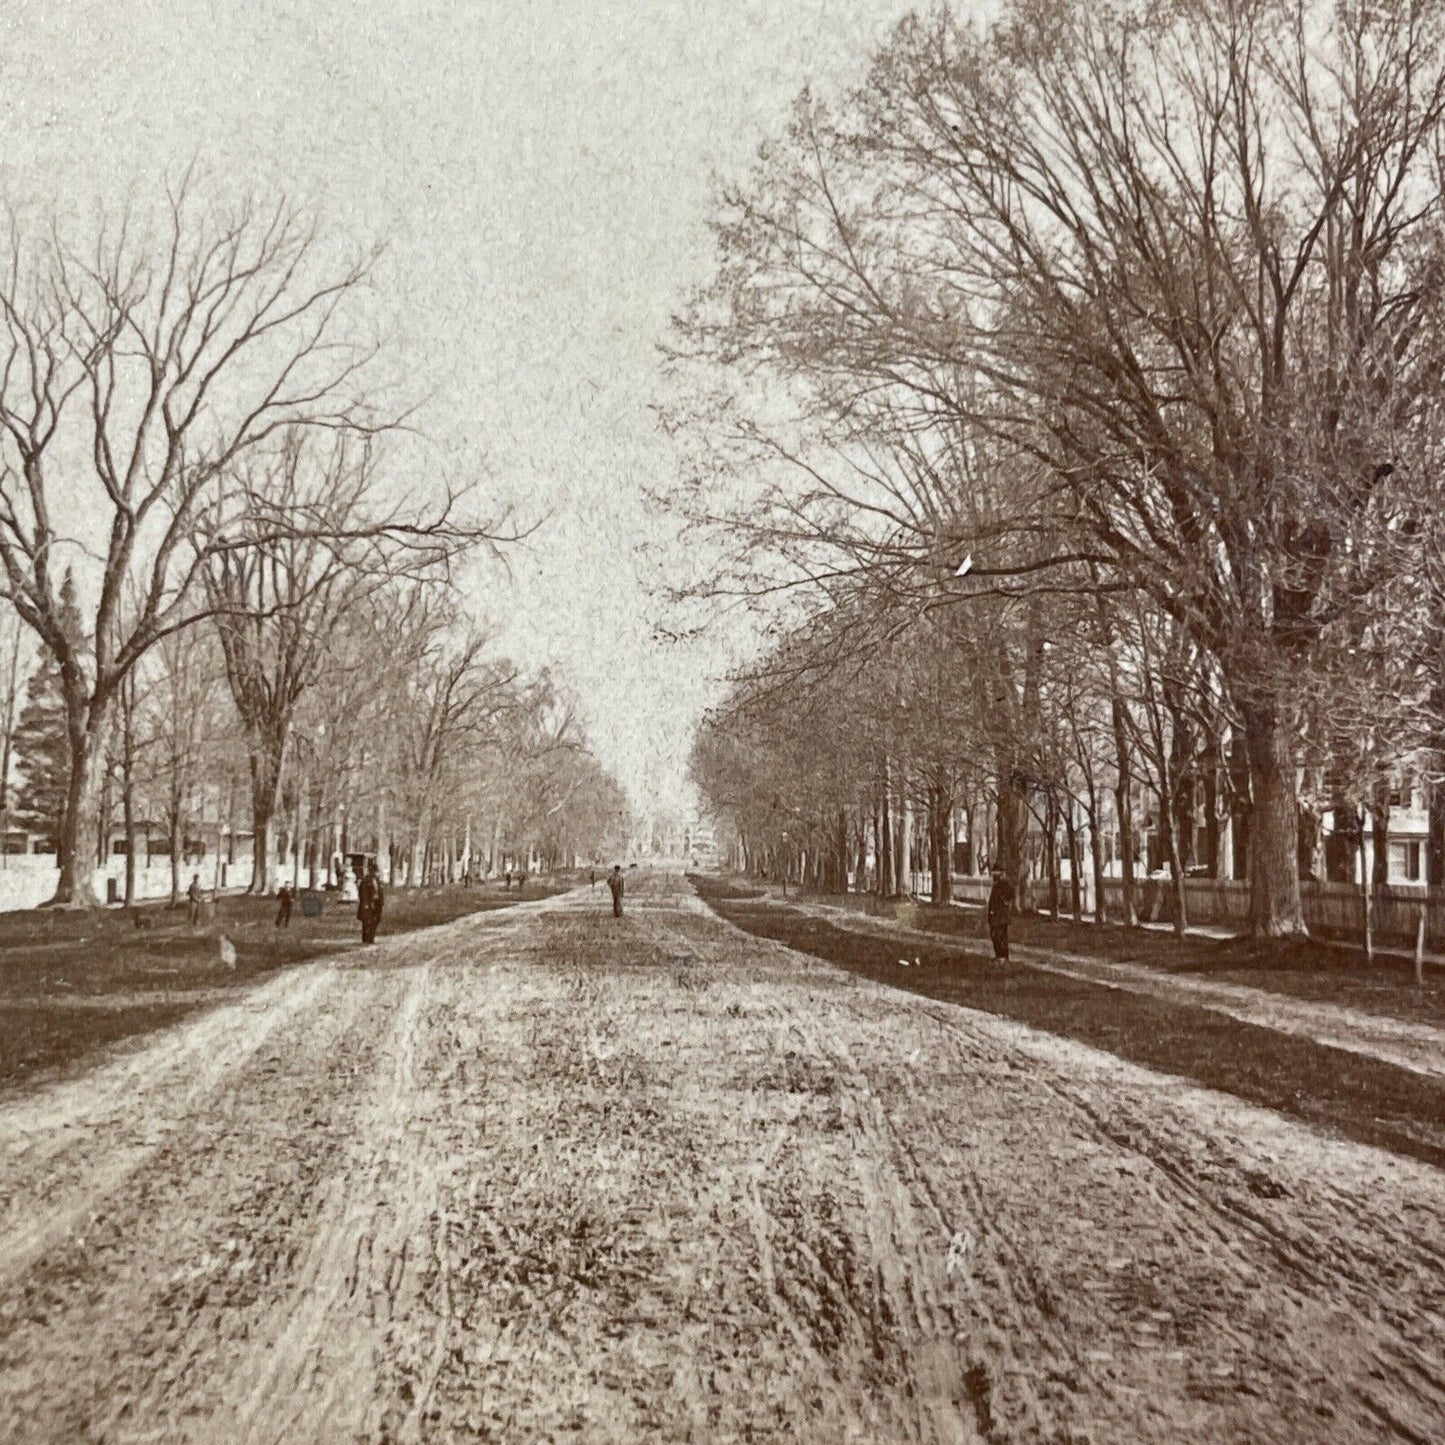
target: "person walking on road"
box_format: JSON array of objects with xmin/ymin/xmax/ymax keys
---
[
  {"xmin": 987, "ymin": 870, "xmax": 1015, "ymax": 961},
  {"xmin": 357, "ymin": 860, "xmax": 384, "ymax": 945},
  {"xmin": 275, "ymin": 881, "xmax": 294, "ymax": 928},
  {"xmin": 607, "ymin": 864, "xmax": 625, "ymax": 918}
]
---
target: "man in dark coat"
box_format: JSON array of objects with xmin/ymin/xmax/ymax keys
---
[
  {"xmin": 275, "ymin": 881, "xmax": 294, "ymax": 928},
  {"xmin": 987, "ymin": 870, "xmax": 1015, "ymax": 961},
  {"xmin": 607, "ymin": 864, "xmax": 625, "ymax": 918},
  {"xmin": 357, "ymin": 860, "xmax": 384, "ymax": 944}
]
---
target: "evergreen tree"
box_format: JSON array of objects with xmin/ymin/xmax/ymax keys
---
[{"xmin": 13, "ymin": 572, "xmax": 85, "ymax": 850}]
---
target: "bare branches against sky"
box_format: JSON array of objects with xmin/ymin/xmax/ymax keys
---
[{"xmin": 0, "ymin": 0, "xmax": 908, "ymax": 818}]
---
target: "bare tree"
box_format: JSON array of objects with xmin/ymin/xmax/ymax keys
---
[
  {"xmin": 670, "ymin": 0, "xmax": 1445, "ymax": 935},
  {"xmin": 0, "ymin": 181, "xmax": 387, "ymax": 903},
  {"xmin": 136, "ymin": 621, "xmax": 229, "ymax": 903},
  {"xmin": 202, "ymin": 432, "xmax": 482, "ymax": 893},
  {"xmin": 0, "ymin": 608, "xmax": 25, "ymax": 863}
]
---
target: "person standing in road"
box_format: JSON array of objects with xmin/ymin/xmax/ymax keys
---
[
  {"xmin": 607, "ymin": 864, "xmax": 625, "ymax": 918},
  {"xmin": 187, "ymin": 873, "xmax": 204, "ymax": 927},
  {"xmin": 357, "ymin": 860, "xmax": 385, "ymax": 944},
  {"xmin": 276, "ymin": 881, "xmax": 294, "ymax": 928},
  {"xmin": 987, "ymin": 870, "xmax": 1015, "ymax": 961}
]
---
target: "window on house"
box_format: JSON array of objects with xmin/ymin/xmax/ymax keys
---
[{"xmin": 1390, "ymin": 840, "xmax": 1422, "ymax": 881}]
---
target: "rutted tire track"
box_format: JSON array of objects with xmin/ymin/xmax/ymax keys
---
[
  {"xmin": 0, "ymin": 878, "xmax": 1439, "ymax": 1443},
  {"xmin": 696, "ymin": 882, "xmax": 1445, "ymax": 1444}
]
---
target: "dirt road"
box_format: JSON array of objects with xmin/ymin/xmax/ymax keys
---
[
  {"xmin": 0, "ymin": 876, "xmax": 1441, "ymax": 1443},
  {"xmin": 779, "ymin": 892, "xmax": 1445, "ymax": 1080}
]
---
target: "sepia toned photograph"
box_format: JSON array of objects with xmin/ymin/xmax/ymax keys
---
[{"xmin": 0, "ymin": 1, "xmax": 1442, "ymax": 1441}]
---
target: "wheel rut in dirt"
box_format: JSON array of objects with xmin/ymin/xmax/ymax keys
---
[
  {"xmin": 693, "ymin": 878, "xmax": 1445, "ymax": 1171},
  {"xmin": 0, "ymin": 877, "xmax": 1438, "ymax": 1444}
]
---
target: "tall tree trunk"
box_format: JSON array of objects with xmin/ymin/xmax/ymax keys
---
[
  {"xmin": 121, "ymin": 680, "xmax": 137, "ymax": 907},
  {"xmin": 996, "ymin": 765, "xmax": 1028, "ymax": 896},
  {"xmin": 896, "ymin": 790, "xmax": 912, "ymax": 897},
  {"xmin": 876, "ymin": 773, "xmax": 894, "ymax": 899},
  {"xmin": 1065, "ymin": 803, "xmax": 1082, "ymax": 923},
  {"xmin": 1241, "ymin": 699, "xmax": 1307, "ymax": 936},
  {"xmin": 169, "ymin": 806, "xmax": 182, "ymax": 906},
  {"xmin": 1297, "ymin": 788, "xmax": 1323, "ymax": 883},
  {"xmin": 97, "ymin": 761, "xmax": 112, "ymax": 872},
  {"xmin": 1428, "ymin": 774, "xmax": 1445, "ymax": 887},
  {"xmin": 122, "ymin": 775, "xmax": 136, "ymax": 906},
  {"xmin": 833, "ymin": 808, "xmax": 849, "ymax": 894},
  {"xmin": 1051, "ymin": 797, "xmax": 1063, "ymax": 919},
  {"xmin": 248, "ymin": 742, "xmax": 283, "ymax": 896},
  {"xmin": 930, "ymin": 786, "xmax": 952, "ymax": 905},
  {"xmin": 1359, "ymin": 812, "xmax": 1374, "ymax": 964},
  {"xmin": 1371, "ymin": 779, "xmax": 1392, "ymax": 897},
  {"xmin": 1086, "ymin": 781, "xmax": 1107, "ymax": 926},
  {"xmin": 1202, "ymin": 756, "xmax": 1222, "ymax": 879},
  {"xmin": 292, "ymin": 782, "xmax": 305, "ymax": 889},
  {"xmin": 51, "ymin": 713, "xmax": 104, "ymax": 907},
  {"xmin": 1157, "ymin": 780, "xmax": 1189, "ymax": 940},
  {"xmin": 1111, "ymin": 696, "xmax": 1138, "ymax": 927}
]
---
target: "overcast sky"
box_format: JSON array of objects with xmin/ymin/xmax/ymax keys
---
[{"xmin": 2, "ymin": 0, "xmax": 909, "ymax": 820}]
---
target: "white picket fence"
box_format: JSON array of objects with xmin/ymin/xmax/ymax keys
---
[{"xmin": 0, "ymin": 855, "xmax": 256, "ymax": 913}]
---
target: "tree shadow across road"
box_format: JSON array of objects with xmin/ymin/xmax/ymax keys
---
[{"xmin": 693, "ymin": 876, "xmax": 1445, "ymax": 1172}]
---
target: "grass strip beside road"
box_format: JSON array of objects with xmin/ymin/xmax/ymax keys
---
[
  {"xmin": 693, "ymin": 875, "xmax": 1445, "ymax": 1172},
  {"xmin": 0, "ymin": 878, "xmax": 573, "ymax": 1092},
  {"xmin": 773, "ymin": 884, "xmax": 1445, "ymax": 1027}
]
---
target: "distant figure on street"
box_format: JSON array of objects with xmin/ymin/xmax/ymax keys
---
[
  {"xmin": 504, "ymin": 869, "xmax": 512, "ymax": 890},
  {"xmin": 357, "ymin": 860, "xmax": 384, "ymax": 944},
  {"xmin": 987, "ymin": 870, "xmax": 1015, "ymax": 961},
  {"xmin": 607, "ymin": 864, "xmax": 625, "ymax": 918},
  {"xmin": 187, "ymin": 873, "xmax": 204, "ymax": 927},
  {"xmin": 275, "ymin": 882, "xmax": 294, "ymax": 928},
  {"xmin": 518, "ymin": 870, "xmax": 528, "ymax": 890},
  {"xmin": 589, "ymin": 868, "xmax": 596, "ymax": 890}
]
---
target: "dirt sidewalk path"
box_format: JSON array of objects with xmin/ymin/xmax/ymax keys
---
[
  {"xmin": 778, "ymin": 893, "xmax": 1445, "ymax": 1080},
  {"xmin": 0, "ymin": 876, "xmax": 1440, "ymax": 1443}
]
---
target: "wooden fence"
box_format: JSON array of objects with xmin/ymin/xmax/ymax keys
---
[
  {"xmin": 1104, "ymin": 876, "xmax": 1445, "ymax": 947},
  {"xmin": 851, "ymin": 863, "xmax": 1445, "ymax": 949}
]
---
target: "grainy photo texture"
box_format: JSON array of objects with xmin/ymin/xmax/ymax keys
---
[{"xmin": 0, "ymin": 2, "xmax": 1442, "ymax": 1441}]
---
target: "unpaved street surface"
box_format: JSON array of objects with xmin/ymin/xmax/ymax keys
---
[
  {"xmin": 782, "ymin": 894, "xmax": 1445, "ymax": 1080},
  {"xmin": 0, "ymin": 877, "xmax": 1441, "ymax": 1443}
]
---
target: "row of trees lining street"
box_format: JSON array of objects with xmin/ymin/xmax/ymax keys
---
[
  {"xmin": 0, "ymin": 183, "xmax": 628, "ymax": 905},
  {"xmin": 672, "ymin": 0, "xmax": 1445, "ymax": 938}
]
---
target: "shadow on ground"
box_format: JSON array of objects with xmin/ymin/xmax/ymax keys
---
[{"xmin": 693, "ymin": 875, "xmax": 1445, "ymax": 1170}]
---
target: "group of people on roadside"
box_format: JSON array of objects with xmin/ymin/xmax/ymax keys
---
[{"xmin": 270, "ymin": 862, "xmax": 384, "ymax": 942}]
